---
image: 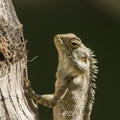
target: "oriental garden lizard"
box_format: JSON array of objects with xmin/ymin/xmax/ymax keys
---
[{"xmin": 24, "ymin": 33, "xmax": 98, "ymax": 120}]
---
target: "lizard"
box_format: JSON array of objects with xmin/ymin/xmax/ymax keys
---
[{"xmin": 24, "ymin": 33, "xmax": 98, "ymax": 120}]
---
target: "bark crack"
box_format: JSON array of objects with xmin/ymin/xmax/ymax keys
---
[{"xmin": 0, "ymin": 88, "xmax": 9, "ymax": 119}]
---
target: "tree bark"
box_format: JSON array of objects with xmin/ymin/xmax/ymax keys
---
[{"xmin": 0, "ymin": 0, "xmax": 38, "ymax": 119}]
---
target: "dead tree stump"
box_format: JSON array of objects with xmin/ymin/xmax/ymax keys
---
[{"xmin": 0, "ymin": 0, "xmax": 38, "ymax": 119}]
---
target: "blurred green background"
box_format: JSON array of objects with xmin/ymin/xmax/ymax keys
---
[{"xmin": 13, "ymin": 0, "xmax": 120, "ymax": 120}]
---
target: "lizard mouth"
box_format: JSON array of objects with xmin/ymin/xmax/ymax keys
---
[
  {"xmin": 54, "ymin": 35, "xmax": 63, "ymax": 47},
  {"xmin": 54, "ymin": 35, "xmax": 66, "ymax": 55}
]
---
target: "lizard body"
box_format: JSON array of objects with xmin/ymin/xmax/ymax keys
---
[{"xmin": 24, "ymin": 33, "xmax": 98, "ymax": 120}]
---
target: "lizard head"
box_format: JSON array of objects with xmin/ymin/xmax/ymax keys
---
[{"xmin": 54, "ymin": 33, "xmax": 90, "ymax": 75}]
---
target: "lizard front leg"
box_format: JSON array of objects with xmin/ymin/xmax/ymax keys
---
[
  {"xmin": 36, "ymin": 81, "xmax": 69, "ymax": 108},
  {"xmin": 24, "ymin": 78, "xmax": 68, "ymax": 108}
]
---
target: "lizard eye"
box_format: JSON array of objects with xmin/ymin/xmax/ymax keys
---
[{"xmin": 69, "ymin": 39, "xmax": 81, "ymax": 49}]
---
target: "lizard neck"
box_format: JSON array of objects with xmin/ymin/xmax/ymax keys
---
[{"xmin": 56, "ymin": 52, "xmax": 84, "ymax": 79}]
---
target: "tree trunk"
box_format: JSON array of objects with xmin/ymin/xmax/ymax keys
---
[{"xmin": 0, "ymin": 0, "xmax": 38, "ymax": 119}]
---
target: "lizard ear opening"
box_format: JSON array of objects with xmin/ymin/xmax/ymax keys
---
[
  {"xmin": 69, "ymin": 39, "xmax": 81, "ymax": 49},
  {"xmin": 81, "ymin": 56, "xmax": 87, "ymax": 63}
]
